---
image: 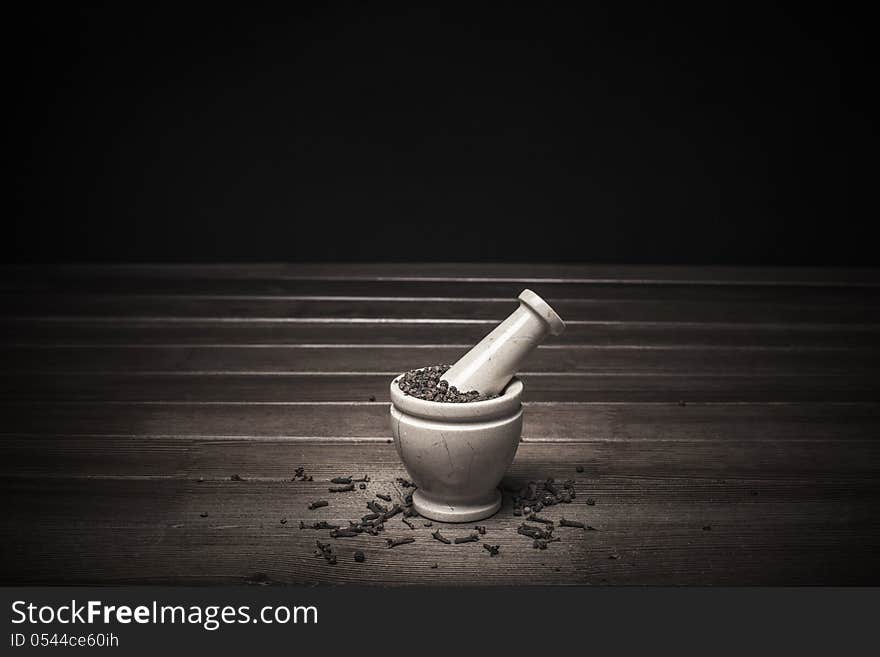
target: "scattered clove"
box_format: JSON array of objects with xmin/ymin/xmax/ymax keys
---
[
  {"xmin": 454, "ymin": 533, "xmax": 480, "ymax": 544},
  {"xmin": 367, "ymin": 500, "xmax": 388, "ymax": 515},
  {"xmin": 354, "ymin": 550, "xmax": 365, "ymax": 562},
  {"xmin": 517, "ymin": 523, "xmax": 554, "ymax": 541},
  {"xmin": 386, "ymin": 537, "xmax": 416, "ymax": 548},
  {"xmin": 483, "ymin": 544, "xmax": 500, "ymax": 556},
  {"xmin": 329, "ymin": 484, "xmax": 355, "ymax": 493},
  {"xmin": 402, "ymin": 518, "xmax": 415, "ymax": 530},
  {"xmin": 230, "ymin": 474, "xmax": 244, "ymax": 481},
  {"xmin": 291, "ymin": 466, "xmax": 313, "ymax": 482},
  {"xmin": 527, "ymin": 514, "xmax": 554, "ymax": 525},
  {"xmin": 329, "ymin": 529, "xmax": 360, "ymax": 538},
  {"xmin": 299, "ymin": 521, "xmax": 339, "ymax": 530},
  {"xmin": 396, "ymin": 477, "xmax": 416, "ymax": 488},
  {"xmin": 308, "ymin": 500, "xmax": 329, "ymax": 510},
  {"xmin": 432, "ymin": 530, "xmax": 451, "ymax": 544},
  {"xmin": 559, "ymin": 518, "xmax": 586, "ymax": 530},
  {"xmin": 330, "ymin": 476, "xmax": 352, "ymax": 485},
  {"xmin": 474, "ymin": 525, "xmax": 487, "ymax": 535},
  {"xmin": 376, "ymin": 493, "xmax": 392, "ymax": 502},
  {"xmin": 316, "ymin": 541, "xmax": 337, "ymax": 565}
]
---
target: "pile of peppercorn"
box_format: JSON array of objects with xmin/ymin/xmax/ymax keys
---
[{"xmin": 396, "ymin": 365, "xmax": 499, "ymax": 403}]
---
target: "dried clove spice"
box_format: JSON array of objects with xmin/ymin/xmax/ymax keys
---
[
  {"xmin": 329, "ymin": 528, "xmax": 360, "ymax": 538},
  {"xmin": 483, "ymin": 544, "xmax": 500, "ymax": 556},
  {"xmin": 376, "ymin": 493, "xmax": 392, "ymax": 502},
  {"xmin": 352, "ymin": 475, "xmax": 371, "ymax": 482},
  {"xmin": 291, "ymin": 466, "xmax": 313, "ymax": 482},
  {"xmin": 230, "ymin": 474, "xmax": 244, "ymax": 481},
  {"xmin": 396, "ymin": 477, "xmax": 416, "ymax": 488},
  {"xmin": 396, "ymin": 365, "xmax": 499, "ymax": 403},
  {"xmin": 362, "ymin": 513, "xmax": 380, "ymax": 522},
  {"xmin": 329, "ymin": 484, "xmax": 355, "ymax": 493},
  {"xmin": 474, "ymin": 525, "xmax": 487, "ymax": 535},
  {"xmin": 367, "ymin": 500, "xmax": 388, "ymax": 515},
  {"xmin": 401, "ymin": 518, "xmax": 415, "ymax": 530},
  {"xmin": 354, "ymin": 550, "xmax": 365, "ymax": 562},
  {"xmin": 316, "ymin": 540, "xmax": 337, "ymax": 565},
  {"xmin": 586, "ymin": 498, "xmax": 596, "ymax": 506},
  {"xmin": 308, "ymin": 500, "xmax": 329, "ymax": 510},
  {"xmin": 382, "ymin": 504, "xmax": 402, "ymax": 520},
  {"xmin": 330, "ymin": 476, "xmax": 352, "ymax": 485},
  {"xmin": 559, "ymin": 518, "xmax": 587, "ymax": 530},
  {"xmin": 454, "ymin": 533, "xmax": 480, "ymax": 544},
  {"xmin": 526, "ymin": 514, "xmax": 554, "ymax": 525},
  {"xmin": 532, "ymin": 537, "xmax": 560, "ymax": 550},
  {"xmin": 512, "ymin": 478, "xmax": 577, "ymax": 515},
  {"xmin": 431, "ymin": 530, "xmax": 451, "ymax": 544},
  {"xmin": 386, "ymin": 537, "xmax": 416, "ymax": 548},
  {"xmin": 517, "ymin": 523, "xmax": 554, "ymax": 541},
  {"xmin": 359, "ymin": 483, "xmax": 367, "ymax": 490},
  {"xmin": 299, "ymin": 521, "xmax": 339, "ymax": 530}
]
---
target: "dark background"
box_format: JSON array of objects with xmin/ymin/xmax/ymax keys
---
[{"xmin": 7, "ymin": 3, "xmax": 875, "ymax": 265}]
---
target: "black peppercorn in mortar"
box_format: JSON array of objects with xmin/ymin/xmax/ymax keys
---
[{"xmin": 396, "ymin": 365, "xmax": 500, "ymax": 403}]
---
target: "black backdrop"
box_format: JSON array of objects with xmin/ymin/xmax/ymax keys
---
[{"xmin": 7, "ymin": 3, "xmax": 874, "ymax": 265}]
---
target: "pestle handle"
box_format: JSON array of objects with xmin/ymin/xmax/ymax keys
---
[{"xmin": 441, "ymin": 289, "xmax": 565, "ymax": 396}]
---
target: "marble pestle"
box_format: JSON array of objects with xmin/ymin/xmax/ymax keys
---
[{"xmin": 441, "ymin": 289, "xmax": 565, "ymax": 397}]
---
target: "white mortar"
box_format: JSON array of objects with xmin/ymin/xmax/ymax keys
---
[{"xmin": 389, "ymin": 375, "xmax": 523, "ymax": 522}]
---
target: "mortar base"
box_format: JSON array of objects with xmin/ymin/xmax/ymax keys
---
[{"xmin": 412, "ymin": 489, "xmax": 502, "ymax": 523}]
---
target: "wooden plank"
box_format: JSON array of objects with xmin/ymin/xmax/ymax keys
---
[
  {"xmin": 4, "ymin": 263, "xmax": 879, "ymax": 285},
  {"xmin": 4, "ymin": 293, "xmax": 879, "ymax": 323},
  {"xmin": 4, "ymin": 318, "xmax": 878, "ymax": 347},
  {"xmin": 4, "ymin": 372, "xmax": 877, "ymax": 403},
  {"xmin": 2, "ymin": 437, "xmax": 878, "ymax": 480},
  {"xmin": 5, "ymin": 276, "xmax": 880, "ymax": 305},
  {"xmin": 3, "ymin": 344, "xmax": 876, "ymax": 375},
  {"xmin": 3, "ymin": 401, "xmax": 879, "ymax": 442},
  {"xmin": 0, "ymin": 443, "xmax": 876, "ymax": 585}
]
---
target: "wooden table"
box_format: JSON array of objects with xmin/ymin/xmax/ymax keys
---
[{"xmin": 2, "ymin": 264, "xmax": 879, "ymax": 585}]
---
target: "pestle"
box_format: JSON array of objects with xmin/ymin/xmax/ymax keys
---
[{"xmin": 441, "ymin": 289, "xmax": 565, "ymax": 397}]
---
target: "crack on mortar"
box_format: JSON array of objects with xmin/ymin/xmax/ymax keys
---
[{"xmin": 440, "ymin": 432, "xmax": 454, "ymax": 475}]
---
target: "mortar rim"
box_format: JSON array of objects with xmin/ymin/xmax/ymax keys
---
[{"xmin": 389, "ymin": 374, "xmax": 523, "ymax": 422}]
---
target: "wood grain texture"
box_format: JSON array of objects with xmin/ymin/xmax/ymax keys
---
[
  {"xmin": 3, "ymin": 401, "xmax": 880, "ymax": 442},
  {"xmin": 4, "ymin": 293, "xmax": 879, "ymax": 323},
  {"xmin": 5, "ymin": 317, "xmax": 879, "ymax": 347},
  {"xmin": 4, "ymin": 344, "xmax": 877, "ymax": 374},
  {"xmin": 1, "ymin": 263, "xmax": 878, "ymax": 585},
  {"xmin": 1, "ymin": 443, "xmax": 877, "ymax": 585},
  {"xmin": 4, "ymin": 262, "xmax": 879, "ymax": 284},
  {"xmin": 4, "ymin": 372, "xmax": 878, "ymax": 403}
]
